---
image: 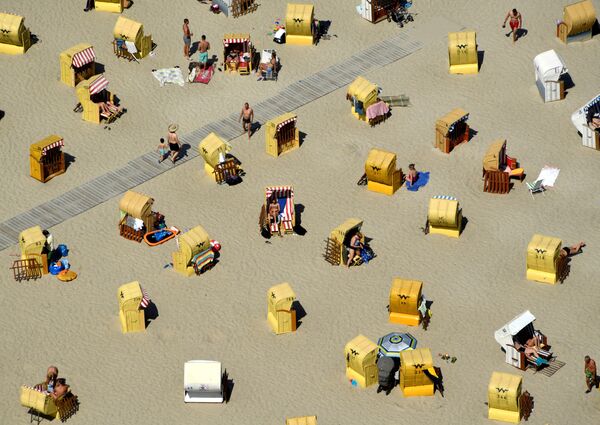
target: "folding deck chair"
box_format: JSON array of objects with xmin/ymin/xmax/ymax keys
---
[{"xmin": 526, "ymin": 179, "xmax": 546, "ymax": 199}]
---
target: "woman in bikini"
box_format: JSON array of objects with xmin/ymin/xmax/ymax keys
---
[
  {"xmin": 346, "ymin": 232, "xmax": 364, "ymax": 267},
  {"xmin": 503, "ymin": 9, "xmax": 522, "ymax": 44},
  {"xmin": 167, "ymin": 124, "xmax": 181, "ymax": 163},
  {"xmin": 559, "ymin": 241, "xmax": 586, "ymax": 258}
]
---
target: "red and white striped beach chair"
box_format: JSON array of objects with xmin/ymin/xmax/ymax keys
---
[{"xmin": 264, "ymin": 186, "xmax": 295, "ymax": 235}]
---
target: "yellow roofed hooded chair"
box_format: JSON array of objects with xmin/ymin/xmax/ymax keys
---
[
  {"xmin": 324, "ymin": 218, "xmax": 365, "ymax": 266},
  {"xmin": 113, "ymin": 16, "xmax": 153, "ymax": 61},
  {"xmin": 435, "ymin": 108, "xmax": 470, "ymax": 153},
  {"xmin": 557, "ymin": 0, "xmax": 597, "ymax": 43},
  {"xmin": 95, "ymin": 0, "xmax": 130, "ymax": 13},
  {"xmin": 198, "ymin": 133, "xmax": 241, "ymax": 184},
  {"xmin": 118, "ymin": 191, "xmax": 155, "ymax": 242},
  {"xmin": 60, "ymin": 44, "xmax": 97, "ymax": 87},
  {"xmin": 488, "ymin": 372, "xmax": 532, "ymax": 423},
  {"xmin": 400, "ymin": 348, "xmax": 438, "ymax": 397},
  {"xmin": 267, "ymin": 282, "xmax": 297, "ymax": 334},
  {"xmin": 75, "ymin": 74, "xmax": 122, "ymax": 124},
  {"xmin": 172, "ymin": 225, "xmax": 214, "ymax": 277},
  {"xmin": 347, "ymin": 77, "xmax": 379, "ymax": 121},
  {"xmin": 448, "ymin": 31, "xmax": 478, "ymax": 74},
  {"xmin": 286, "ymin": 416, "xmax": 317, "ymax": 425},
  {"xmin": 30, "ymin": 135, "xmax": 66, "ymax": 183},
  {"xmin": 365, "ymin": 148, "xmax": 403, "ymax": 195},
  {"xmin": 0, "ymin": 13, "xmax": 31, "ymax": 55},
  {"xmin": 285, "ymin": 4, "xmax": 316, "ymax": 45},
  {"xmin": 526, "ymin": 234, "xmax": 563, "ymax": 284},
  {"xmin": 345, "ymin": 335, "xmax": 378, "ymax": 388},
  {"xmin": 265, "ymin": 113, "xmax": 300, "ymax": 157},
  {"xmin": 427, "ymin": 195, "xmax": 463, "ymax": 238}
]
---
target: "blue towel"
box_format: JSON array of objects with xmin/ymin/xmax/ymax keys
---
[{"xmin": 406, "ymin": 171, "xmax": 430, "ymax": 192}]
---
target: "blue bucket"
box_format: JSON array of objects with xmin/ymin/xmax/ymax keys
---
[{"xmin": 49, "ymin": 262, "xmax": 64, "ymax": 275}]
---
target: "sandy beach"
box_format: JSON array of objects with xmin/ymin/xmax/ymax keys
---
[{"xmin": 1, "ymin": 0, "xmax": 600, "ymax": 424}]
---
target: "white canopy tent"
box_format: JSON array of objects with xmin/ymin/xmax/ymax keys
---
[
  {"xmin": 571, "ymin": 93, "xmax": 600, "ymax": 149},
  {"xmin": 533, "ymin": 50, "xmax": 568, "ymax": 103},
  {"xmin": 494, "ymin": 310, "xmax": 537, "ymax": 369},
  {"xmin": 184, "ymin": 360, "xmax": 224, "ymax": 403}
]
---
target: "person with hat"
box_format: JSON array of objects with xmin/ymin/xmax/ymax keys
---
[{"xmin": 167, "ymin": 124, "xmax": 181, "ymax": 163}]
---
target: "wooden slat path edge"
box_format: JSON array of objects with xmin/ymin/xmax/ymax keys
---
[{"xmin": 0, "ymin": 29, "xmax": 439, "ymax": 252}]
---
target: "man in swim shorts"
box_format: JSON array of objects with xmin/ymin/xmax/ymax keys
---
[
  {"xmin": 183, "ymin": 19, "xmax": 193, "ymax": 59},
  {"xmin": 239, "ymin": 102, "xmax": 254, "ymax": 139},
  {"xmin": 503, "ymin": 9, "xmax": 522, "ymax": 44},
  {"xmin": 198, "ymin": 35, "xmax": 210, "ymax": 66}
]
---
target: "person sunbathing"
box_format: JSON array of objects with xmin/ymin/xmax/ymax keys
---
[
  {"xmin": 559, "ymin": 241, "xmax": 586, "ymax": 258},
  {"xmin": 259, "ymin": 52, "xmax": 278, "ymax": 76},
  {"xmin": 98, "ymin": 101, "xmax": 123, "ymax": 116},
  {"xmin": 346, "ymin": 232, "xmax": 364, "ymax": 267},
  {"xmin": 268, "ymin": 197, "xmax": 282, "ymax": 237},
  {"xmin": 35, "ymin": 366, "xmax": 59, "ymax": 393},
  {"xmin": 50, "ymin": 378, "xmax": 69, "ymax": 400},
  {"xmin": 514, "ymin": 340, "xmax": 549, "ymax": 367},
  {"xmin": 406, "ymin": 163, "xmax": 417, "ymax": 187}
]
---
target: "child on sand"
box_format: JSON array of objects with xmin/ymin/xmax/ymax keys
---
[
  {"xmin": 157, "ymin": 138, "xmax": 169, "ymax": 163},
  {"xmin": 406, "ymin": 163, "xmax": 417, "ymax": 187}
]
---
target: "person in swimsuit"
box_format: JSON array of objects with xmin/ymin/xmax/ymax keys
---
[
  {"xmin": 167, "ymin": 124, "xmax": 181, "ymax": 163},
  {"xmin": 559, "ymin": 241, "xmax": 586, "ymax": 258},
  {"xmin": 239, "ymin": 102, "xmax": 254, "ymax": 140},
  {"xmin": 268, "ymin": 197, "xmax": 282, "ymax": 237},
  {"xmin": 585, "ymin": 356, "xmax": 598, "ymax": 393},
  {"xmin": 183, "ymin": 19, "xmax": 193, "ymax": 60},
  {"xmin": 406, "ymin": 163, "xmax": 418, "ymax": 187},
  {"xmin": 503, "ymin": 9, "xmax": 522, "ymax": 44},
  {"xmin": 157, "ymin": 138, "xmax": 169, "ymax": 163},
  {"xmin": 198, "ymin": 35, "xmax": 210, "ymax": 66},
  {"xmin": 50, "ymin": 378, "xmax": 69, "ymax": 400},
  {"xmin": 346, "ymin": 232, "xmax": 364, "ymax": 267}
]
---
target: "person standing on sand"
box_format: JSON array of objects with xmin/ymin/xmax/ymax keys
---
[
  {"xmin": 585, "ymin": 356, "xmax": 598, "ymax": 393},
  {"xmin": 239, "ymin": 102, "xmax": 254, "ymax": 139},
  {"xmin": 502, "ymin": 8, "xmax": 522, "ymax": 44},
  {"xmin": 183, "ymin": 19, "xmax": 193, "ymax": 60},
  {"xmin": 198, "ymin": 35, "xmax": 210, "ymax": 66}
]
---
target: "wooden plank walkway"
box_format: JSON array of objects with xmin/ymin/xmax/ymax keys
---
[{"xmin": 0, "ymin": 31, "xmax": 427, "ymax": 252}]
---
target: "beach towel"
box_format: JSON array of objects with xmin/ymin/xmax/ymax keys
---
[
  {"xmin": 194, "ymin": 66, "xmax": 215, "ymax": 84},
  {"xmin": 366, "ymin": 101, "xmax": 390, "ymax": 120},
  {"xmin": 152, "ymin": 67, "xmax": 185, "ymax": 87},
  {"xmin": 406, "ymin": 171, "xmax": 430, "ymax": 191},
  {"xmin": 536, "ymin": 166, "xmax": 560, "ymax": 187}
]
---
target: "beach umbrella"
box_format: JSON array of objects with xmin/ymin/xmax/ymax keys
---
[{"xmin": 377, "ymin": 332, "xmax": 417, "ymax": 358}]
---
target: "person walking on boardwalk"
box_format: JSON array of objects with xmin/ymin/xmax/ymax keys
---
[
  {"xmin": 502, "ymin": 8, "xmax": 522, "ymax": 44},
  {"xmin": 167, "ymin": 124, "xmax": 181, "ymax": 163},
  {"xmin": 183, "ymin": 19, "xmax": 193, "ymax": 59},
  {"xmin": 239, "ymin": 102, "xmax": 254, "ymax": 140}
]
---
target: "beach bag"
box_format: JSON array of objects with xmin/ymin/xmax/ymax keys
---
[{"xmin": 273, "ymin": 29, "xmax": 286, "ymax": 44}]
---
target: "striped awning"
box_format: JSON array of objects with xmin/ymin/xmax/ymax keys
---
[
  {"xmin": 276, "ymin": 116, "xmax": 296, "ymax": 132},
  {"xmin": 433, "ymin": 195, "xmax": 457, "ymax": 201},
  {"xmin": 89, "ymin": 75, "xmax": 109, "ymax": 95},
  {"xmin": 223, "ymin": 37, "xmax": 249, "ymax": 44},
  {"xmin": 41, "ymin": 138, "xmax": 64, "ymax": 156},
  {"xmin": 72, "ymin": 47, "xmax": 95, "ymax": 68},
  {"xmin": 139, "ymin": 286, "xmax": 150, "ymax": 309},
  {"xmin": 448, "ymin": 113, "xmax": 469, "ymax": 133}
]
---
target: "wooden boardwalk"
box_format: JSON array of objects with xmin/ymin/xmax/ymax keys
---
[{"xmin": 0, "ymin": 32, "xmax": 425, "ymax": 251}]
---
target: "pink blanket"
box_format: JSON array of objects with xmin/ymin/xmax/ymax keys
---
[{"xmin": 366, "ymin": 101, "xmax": 390, "ymax": 120}]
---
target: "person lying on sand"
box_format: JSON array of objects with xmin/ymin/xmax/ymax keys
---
[{"xmin": 559, "ymin": 241, "xmax": 586, "ymax": 258}]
